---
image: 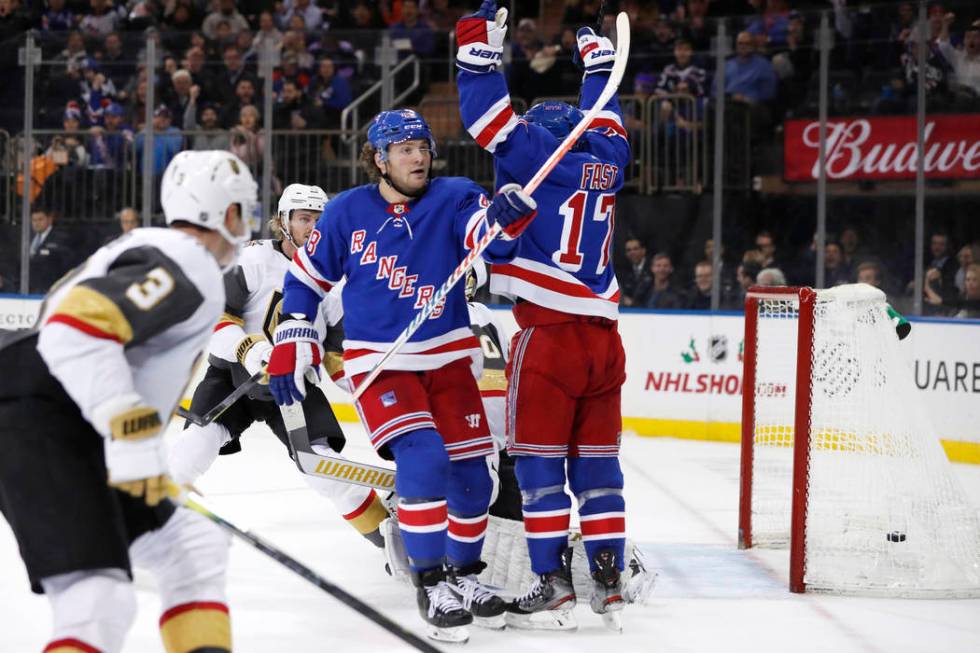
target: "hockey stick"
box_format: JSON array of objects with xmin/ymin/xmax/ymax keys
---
[
  {"xmin": 176, "ymin": 370, "xmax": 265, "ymax": 427},
  {"xmin": 351, "ymin": 11, "xmax": 631, "ymax": 402},
  {"xmin": 280, "ymin": 402, "xmax": 397, "ymax": 491},
  {"xmin": 179, "ymin": 493, "xmax": 439, "ymax": 653}
]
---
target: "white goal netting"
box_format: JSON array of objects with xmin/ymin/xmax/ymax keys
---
[{"xmin": 747, "ymin": 284, "xmax": 980, "ymax": 597}]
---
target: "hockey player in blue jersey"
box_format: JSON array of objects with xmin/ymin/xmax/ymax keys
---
[
  {"xmin": 457, "ymin": 0, "xmax": 632, "ymax": 631},
  {"xmin": 265, "ymin": 109, "xmax": 537, "ymax": 643}
]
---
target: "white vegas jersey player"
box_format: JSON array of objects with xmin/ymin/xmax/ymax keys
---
[
  {"xmin": 0, "ymin": 150, "xmax": 256, "ymax": 653},
  {"xmin": 168, "ymin": 183, "xmax": 392, "ymax": 547}
]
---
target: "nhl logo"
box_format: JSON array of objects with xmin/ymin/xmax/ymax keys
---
[{"xmin": 709, "ymin": 335, "xmax": 727, "ymax": 362}]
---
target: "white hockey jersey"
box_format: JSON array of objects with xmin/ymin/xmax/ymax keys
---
[
  {"xmin": 467, "ymin": 302, "xmax": 509, "ymax": 450},
  {"xmin": 34, "ymin": 227, "xmax": 225, "ymax": 431},
  {"xmin": 209, "ymin": 238, "xmax": 346, "ymax": 381}
]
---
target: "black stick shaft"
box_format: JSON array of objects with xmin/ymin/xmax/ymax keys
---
[
  {"xmin": 183, "ymin": 496, "xmax": 442, "ymax": 653},
  {"xmin": 176, "ymin": 371, "xmax": 263, "ymax": 426}
]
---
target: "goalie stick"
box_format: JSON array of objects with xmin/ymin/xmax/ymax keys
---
[
  {"xmin": 351, "ymin": 10, "xmax": 632, "ymax": 402},
  {"xmin": 280, "ymin": 402, "xmax": 397, "ymax": 491},
  {"xmin": 176, "ymin": 370, "xmax": 264, "ymax": 427},
  {"xmin": 177, "ymin": 492, "xmax": 439, "ymax": 653}
]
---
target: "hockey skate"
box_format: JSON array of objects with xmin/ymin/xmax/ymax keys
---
[
  {"xmin": 589, "ymin": 549, "xmax": 626, "ymax": 633},
  {"xmin": 447, "ymin": 561, "xmax": 507, "ymax": 630},
  {"xmin": 505, "ymin": 549, "xmax": 578, "ymax": 632},
  {"xmin": 413, "ymin": 568, "xmax": 473, "ymax": 644},
  {"xmin": 623, "ymin": 545, "xmax": 657, "ymax": 605}
]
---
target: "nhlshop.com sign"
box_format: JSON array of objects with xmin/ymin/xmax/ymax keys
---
[{"xmin": 783, "ymin": 114, "xmax": 980, "ymax": 181}]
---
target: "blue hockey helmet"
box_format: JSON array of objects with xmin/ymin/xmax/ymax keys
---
[
  {"xmin": 367, "ymin": 109, "xmax": 437, "ymax": 160},
  {"xmin": 523, "ymin": 102, "xmax": 584, "ymax": 140}
]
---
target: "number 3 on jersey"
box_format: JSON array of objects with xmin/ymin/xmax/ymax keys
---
[{"xmin": 553, "ymin": 191, "xmax": 615, "ymax": 274}]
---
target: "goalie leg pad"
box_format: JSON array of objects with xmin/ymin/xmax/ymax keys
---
[
  {"xmin": 446, "ymin": 457, "xmax": 492, "ymax": 567},
  {"xmin": 42, "ymin": 568, "xmax": 137, "ymax": 653},
  {"xmin": 515, "ymin": 455, "xmax": 572, "ymax": 575},
  {"xmin": 389, "ymin": 429, "xmax": 451, "ymax": 571},
  {"xmin": 568, "ymin": 457, "xmax": 626, "ymax": 573}
]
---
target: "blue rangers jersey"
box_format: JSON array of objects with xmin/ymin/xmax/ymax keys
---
[
  {"xmin": 458, "ymin": 69, "xmax": 630, "ymax": 320},
  {"xmin": 281, "ymin": 177, "xmax": 517, "ymax": 378}
]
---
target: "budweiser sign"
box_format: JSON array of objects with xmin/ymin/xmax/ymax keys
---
[{"xmin": 784, "ymin": 114, "xmax": 980, "ymax": 181}]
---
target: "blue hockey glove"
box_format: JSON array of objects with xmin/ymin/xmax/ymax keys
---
[
  {"xmin": 456, "ymin": 0, "xmax": 508, "ymax": 74},
  {"xmin": 487, "ymin": 183, "xmax": 536, "ymax": 239},
  {"xmin": 574, "ymin": 26, "xmax": 616, "ymax": 75}
]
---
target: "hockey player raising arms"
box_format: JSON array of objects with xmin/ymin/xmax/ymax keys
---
[
  {"xmin": 0, "ymin": 151, "xmax": 256, "ymax": 653},
  {"xmin": 168, "ymin": 183, "xmax": 392, "ymax": 549},
  {"xmin": 266, "ymin": 109, "xmax": 537, "ymax": 643},
  {"xmin": 457, "ymin": 1, "xmax": 631, "ymax": 630}
]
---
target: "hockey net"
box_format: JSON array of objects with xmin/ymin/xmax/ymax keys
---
[{"xmin": 739, "ymin": 284, "xmax": 980, "ymax": 597}]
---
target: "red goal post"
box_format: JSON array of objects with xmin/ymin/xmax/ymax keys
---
[{"xmin": 739, "ymin": 284, "xmax": 980, "ymax": 597}]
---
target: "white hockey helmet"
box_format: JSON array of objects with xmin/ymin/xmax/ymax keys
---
[
  {"xmin": 161, "ymin": 150, "xmax": 258, "ymax": 247},
  {"xmin": 277, "ymin": 183, "xmax": 328, "ymax": 245}
]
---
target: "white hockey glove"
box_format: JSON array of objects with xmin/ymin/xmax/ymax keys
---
[
  {"xmin": 235, "ymin": 333, "xmax": 273, "ymax": 383},
  {"xmin": 456, "ymin": 0, "xmax": 508, "ymax": 74},
  {"xmin": 93, "ymin": 393, "xmax": 175, "ymax": 507},
  {"xmin": 574, "ymin": 26, "xmax": 616, "ymax": 75},
  {"xmin": 267, "ymin": 318, "xmax": 323, "ymax": 406}
]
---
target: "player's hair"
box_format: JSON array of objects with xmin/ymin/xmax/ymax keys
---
[
  {"xmin": 359, "ymin": 142, "xmax": 382, "ymax": 183},
  {"xmin": 267, "ymin": 216, "xmax": 284, "ymax": 240}
]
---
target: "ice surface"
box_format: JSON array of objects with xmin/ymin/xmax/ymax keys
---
[{"xmin": 2, "ymin": 420, "xmax": 979, "ymax": 652}]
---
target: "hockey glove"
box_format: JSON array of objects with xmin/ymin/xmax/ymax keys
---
[
  {"xmin": 267, "ymin": 318, "xmax": 323, "ymax": 406},
  {"xmin": 487, "ymin": 183, "xmax": 537, "ymax": 239},
  {"xmin": 94, "ymin": 393, "xmax": 175, "ymax": 507},
  {"xmin": 235, "ymin": 333, "xmax": 273, "ymax": 383},
  {"xmin": 574, "ymin": 26, "xmax": 616, "ymax": 75},
  {"xmin": 456, "ymin": 0, "xmax": 508, "ymax": 74}
]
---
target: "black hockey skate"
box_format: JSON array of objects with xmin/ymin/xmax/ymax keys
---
[
  {"xmin": 413, "ymin": 567, "xmax": 473, "ymax": 644},
  {"xmin": 447, "ymin": 561, "xmax": 507, "ymax": 630},
  {"xmin": 505, "ymin": 548, "xmax": 578, "ymax": 631},
  {"xmin": 590, "ymin": 548, "xmax": 626, "ymax": 632}
]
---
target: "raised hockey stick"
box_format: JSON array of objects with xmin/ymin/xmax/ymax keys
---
[
  {"xmin": 351, "ymin": 11, "xmax": 631, "ymax": 402},
  {"xmin": 178, "ymin": 492, "xmax": 439, "ymax": 653},
  {"xmin": 280, "ymin": 402, "xmax": 397, "ymax": 491},
  {"xmin": 176, "ymin": 370, "xmax": 265, "ymax": 427}
]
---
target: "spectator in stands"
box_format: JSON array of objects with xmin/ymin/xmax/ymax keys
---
[
  {"xmin": 756, "ymin": 267, "xmax": 787, "ymax": 287},
  {"xmin": 824, "ymin": 242, "xmax": 852, "ymax": 287},
  {"xmin": 222, "ymin": 77, "xmax": 259, "ymax": 128},
  {"xmin": 771, "ymin": 10, "xmax": 814, "ymax": 116},
  {"xmin": 724, "ymin": 29, "xmax": 777, "ymax": 109},
  {"xmin": 41, "ymin": 0, "xmax": 74, "ymax": 33},
  {"xmin": 753, "ymin": 230, "xmax": 778, "ymax": 269},
  {"xmin": 954, "ymin": 242, "xmax": 980, "ymax": 294},
  {"xmin": 274, "ymin": 79, "xmax": 322, "ymax": 130},
  {"xmin": 134, "ymin": 106, "xmax": 182, "ymax": 175},
  {"xmin": 686, "ymin": 261, "xmax": 714, "ymax": 310},
  {"xmin": 938, "ymin": 14, "xmax": 980, "ymax": 102},
  {"xmin": 164, "ymin": 1, "xmax": 203, "ymax": 52},
  {"xmin": 79, "ymin": 59, "xmax": 116, "ymax": 125},
  {"xmin": 350, "ymin": 0, "xmax": 384, "ymax": 30},
  {"xmin": 229, "ymin": 104, "xmax": 265, "ymax": 170},
  {"xmin": 928, "ymin": 231, "xmax": 958, "ymax": 292},
  {"xmin": 47, "ymin": 104, "xmax": 89, "ymax": 168},
  {"xmin": 185, "ymin": 91, "xmax": 230, "ymax": 151},
  {"xmin": 254, "ymin": 10, "xmax": 284, "ymax": 53},
  {"xmin": 562, "ymin": 0, "xmax": 603, "ymax": 30},
  {"xmin": 182, "ymin": 46, "xmax": 217, "ymax": 103},
  {"xmin": 656, "ymin": 36, "xmax": 708, "ymax": 127},
  {"xmin": 167, "ymin": 69, "xmax": 196, "ymax": 127},
  {"xmin": 96, "ymin": 32, "xmax": 134, "ymax": 97},
  {"xmin": 107, "ymin": 206, "xmax": 140, "ymax": 242},
  {"xmin": 88, "ymin": 102, "xmax": 132, "ymax": 169},
  {"xmin": 746, "ymin": 0, "xmax": 791, "ymax": 49},
  {"xmin": 279, "ymin": 0, "xmax": 323, "ymax": 32},
  {"xmin": 29, "ymin": 209, "xmax": 74, "ymax": 294},
  {"xmin": 389, "ymin": 0, "xmax": 436, "ymax": 59},
  {"xmin": 646, "ymin": 15, "xmax": 678, "ymax": 71},
  {"xmin": 620, "ymin": 238, "xmax": 652, "ymax": 307},
  {"xmin": 640, "ymin": 253, "xmax": 685, "ymax": 309},
  {"xmin": 80, "ymin": 0, "xmax": 120, "ymax": 39},
  {"xmin": 726, "ymin": 259, "xmax": 761, "ymax": 309},
  {"xmin": 56, "ymin": 29, "xmax": 88, "ymax": 73},
  {"xmin": 217, "ymin": 45, "xmax": 257, "ymax": 105},
  {"xmin": 203, "ymin": 0, "xmax": 250, "ymax": 40},
  {"xmin": 425, "ymin": 0, "xmax": 461, "ymax": 32},
  {"xmin": 925, "ymin": 263, "xmax": 980, "ymax": 318},
  {"xmin": 309, "ymin": 57, "xmax": 353, "ymax": 128},
  {"xmin": 282, "ymin": 29, "xmax": 316, "ymax": 70},
  {"xmin": 900, "ymin": 10, "xmax": 955, "ymax": 110},
  {"xmin": 839, "ymin": 224, "xmax": 869, "ymax": 269}
]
